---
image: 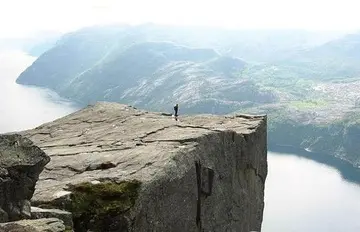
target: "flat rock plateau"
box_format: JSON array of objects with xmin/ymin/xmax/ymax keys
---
[{"xmin": 17, "ymin": 102, "xmax": 267, "ymax": 232}]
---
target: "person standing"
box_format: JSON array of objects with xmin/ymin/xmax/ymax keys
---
[{"xmin": 174, "ymin": 103, "xmax": 179, "ymax": 121}]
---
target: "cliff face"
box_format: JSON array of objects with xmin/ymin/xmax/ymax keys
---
[{"xmin": 21, "ymin": 102, "xmax": 267, "ymax": 232}]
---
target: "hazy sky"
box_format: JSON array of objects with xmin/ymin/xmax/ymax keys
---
[{"xmin": 0, "ymin": 0, "xmax": 359, "ymax": 38}]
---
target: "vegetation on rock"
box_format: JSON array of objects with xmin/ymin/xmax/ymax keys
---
[{"xmin": 67, "ymin": 180, "xmax": 141, "ymax": 232}]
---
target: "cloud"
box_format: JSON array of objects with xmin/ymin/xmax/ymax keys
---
[{"xmin": 0, "ymin": 0, "xmax": 359, "ymax": 38}]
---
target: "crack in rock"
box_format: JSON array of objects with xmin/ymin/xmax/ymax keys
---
[
  {"xmin": 47, "ymin": 146, "xmax": 134, "ymax": 157},
  {"xmin": 246, "ymin": 165, "xmax": 266, "ymax": 185},
  {"xmin": 85, "ymin": 162, "xmax": 117, "ymax": 171},
  {"xmin": 143, "ymin": 138, "xmax": 199, "ymax": 144},
  {"xmin": 129, "ymin": 162, "xmax": 154, "ymax": 175}
]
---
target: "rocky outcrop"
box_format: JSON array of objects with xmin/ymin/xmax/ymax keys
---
[
  {"xmin": 0, "ymin": 134, "xmax": 66, "ymax": 231},
  {"xmin": 0, "ymin": 134, "xmax": 50, "ymax": 222},
  {"xmin": 21, "ymin": 102, "xmax": 267, "ymax": 232},
  {"xmin": 31, "ymin": 207, "xmax": 73, "ymax": 230},
  {"xmin": 0, "ymin": 218, "xmax": 66, "ymax": 232}
]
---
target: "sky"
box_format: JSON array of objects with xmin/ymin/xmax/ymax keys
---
[{"xmin": 0, "ymin": 0, "xmax": 359, "ymax": 38}]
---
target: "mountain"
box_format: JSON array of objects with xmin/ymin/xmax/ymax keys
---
[
  {"xmin": 276, "ymin": 31, "xmax": 360, "ymax": 79},
  {"xmin": 17, "ymin": 27, "xmax": 277, "ymax": 113},
  {"xmin": 16, "ymin": 24, "xmax": 360, "ymax": 168},
  {"xmin": 119, "ymin": 24, "xmax": 346, "ymax": 63}
]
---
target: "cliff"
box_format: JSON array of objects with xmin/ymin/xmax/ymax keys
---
[{"xmin": 20, "ymin": 102, "xmax": 267, "ymax": 232}]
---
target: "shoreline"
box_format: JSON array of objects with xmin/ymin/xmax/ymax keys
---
[{"xmin": 269, "ymin": 144, "xmax": 360, "ymax": 185}]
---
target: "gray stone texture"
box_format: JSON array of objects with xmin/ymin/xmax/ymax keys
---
[
  {"xmin": 31, "ymin": 207, "xmax": 73, "ymax": 230},
  {"xmin": 0, "ymin": 134, "xmax": 50, "ymax": 222},
  {"xmin": 21, "ymin": 102, "xmax": 267, "ymax": 232},
  {"xmin": 0, "ymin": 218, "xmax": 66, "ymax": 232}
]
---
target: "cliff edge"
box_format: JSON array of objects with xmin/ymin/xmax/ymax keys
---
[{"xmin": 21, "ymin": 102, "xmax": 267, "ymax": 232}]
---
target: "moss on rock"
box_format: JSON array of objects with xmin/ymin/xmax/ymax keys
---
[{"xmin": 67, "ymin": 180, "xmax": 141, "ymax": 232}]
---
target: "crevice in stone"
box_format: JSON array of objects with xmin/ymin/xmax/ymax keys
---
[
  {"xmin": 81, "ymin": 119, "xmax": 107, "ymax": 124},
  {"xmin": 195, "ymin": 160, "xmax": 202, "ymax": 232},
  {"xmin": 142, "ymin": 137, "xmax": 199, "ymax": 145},
  {"xmin": 44, "ymin": 167, "xmax": 52, "ymax": 171},
  {"xmin": 48, "ymin": 146, "xmax": 134, "ymax": 157},
  {"xmin": 246, "ymin": 165, "xmax": 265, "ymax": 185},
  {"xmin": 52, "ymin": 160, "xmax": 127, "ymax": 177},
  {"xmin": 41, "ymin": 177, "xmax": 57, "ymax": 181},
  {"xmin": 139, "ymin": 126, "xmax": 172, "ymax": 139},
  {"xmin": 64, "ymin": 166, "xmax": 84, "ymax": 174},
  {"xmin": 234, "ymin": 114, "xmax": 265, "ymax": 120},
  {"xmin": 174, "ymin": 125, "xmax": 222, "ymax": 133},
  {"xmin": 129, "ymin": 162, "xmax": 154, "ymax": 175},
  {"xmin": 137, "ymin": 124, "xmax": 223, "ymax": 142},
  {"xmin": 243, "ymin": 134, "xmax": 249, "ymax": 143},
  {"xmin": 77, "ymin": 130, "xmax": 87, "ymax": 137},
  {"xmin": 85, "ymin": 162, "xmax": 117, "ymax": 171},
  {"xmin": 28, "ymin": 132, "xmax": 54, "ymax": 138}
]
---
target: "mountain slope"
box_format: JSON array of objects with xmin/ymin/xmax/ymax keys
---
[
  {"xmin": 277, "ymin": 32, "xmax": 360, "ymax": 79},
  {"xmin": 17, "ymin": 33, "xmax": 276, "ymax": 113}
]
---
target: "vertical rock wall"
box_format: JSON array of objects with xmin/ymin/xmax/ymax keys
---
[{"xmin": 131, "ymin": 117, "xmax": 267, "ymax": 232}]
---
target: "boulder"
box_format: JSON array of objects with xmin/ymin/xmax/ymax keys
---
[
  {"xmin": 0, "ymin": 134, "xmax": 50, "ymax": 222},
  {"xmin": 21, "ymin": 102, "xmax": 267, "ymax": 232},
  {"xmin": 31, "ymin": 207, "xmax": 73, "ymax": 230},
  {"xmin": 0, "ymin": 218, "xmax": 66, "ymax": 232}
]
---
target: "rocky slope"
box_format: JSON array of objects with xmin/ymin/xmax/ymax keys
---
[
  {"xmin": 0, "ymin": 134, "xmax": 50, "ymax": 222},
  {"xmin": 0, "ymin": 134, "xmax": 68, "ymax": 231},
  {"xmin": 275, "ymin": 32, "xmax": 360, "ymax": 79},
  {"xmin": 19, "ymin": 102, "xmax": 267, "ymax": 232}
]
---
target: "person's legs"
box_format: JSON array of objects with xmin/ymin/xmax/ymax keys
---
[
  {"xmin": 174, "ymin": 107, "xmax": 178, "ymax": 116},
  {"xmin": 174, "ymin": 104, "xmax": 179, "ymax": 120}
]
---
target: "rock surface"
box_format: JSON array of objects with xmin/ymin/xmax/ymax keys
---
[
  {"xmin": 0, "ymin": 218, "xmax": 66, "ymax": 232},
  {"xmin": 31, "ymin": 207, "xmax": 73, "ymax": 230},
  {"xmin": 0, "ymin": 134, "xmax": 50, "ymax": 222},
  {"xmin": 21, "ymin": 102, "xmax": 267, "ymax": 232}
]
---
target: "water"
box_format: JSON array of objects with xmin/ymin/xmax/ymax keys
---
[
  {"xmin": 263, "ymin": 152, "xmax": 360, "ymax": 232},
  {"xmin": 1, "ymin": 50, "xmax": 360, "ymax": 232},
  {"xmin": 0, "ymin": 50, "xmax": 79, "ymax": 133}
]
